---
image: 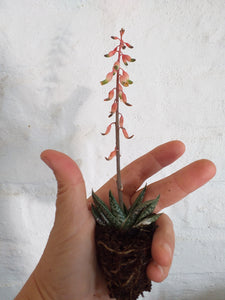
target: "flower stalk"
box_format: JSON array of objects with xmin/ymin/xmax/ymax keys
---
[{"xmin": 100, "ymin": 28, "xmax": 135, "ymax": 211}]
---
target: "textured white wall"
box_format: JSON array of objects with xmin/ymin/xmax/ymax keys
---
[{"xmin": 0, "ymin": 1, "xmax": 224, "ymax": 299}]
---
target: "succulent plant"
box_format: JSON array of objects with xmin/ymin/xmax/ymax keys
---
[{"xmin": 91, "ymin": 186, "xmax": 161, "ymax": 231}]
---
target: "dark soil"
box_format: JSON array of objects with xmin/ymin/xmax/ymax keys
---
[{"xmin": 95, "ymin": 222, "xmax": 157, "ymax": 300}]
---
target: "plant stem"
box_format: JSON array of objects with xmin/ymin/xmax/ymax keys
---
[{"xmin": 115, "ymin": 35, "xmax": 123, "ymax": 211}]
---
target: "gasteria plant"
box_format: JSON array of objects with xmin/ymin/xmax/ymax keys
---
[
  {"xmin": 91, "ymin": 28, "xmax": 161, "ymax": 231},
  {"xmin": 91, "ymin": 29, "xmax": 162, "ymax": 300}
]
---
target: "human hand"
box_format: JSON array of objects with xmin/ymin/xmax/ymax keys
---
[{"xmin": 15, "ymin": 140, "xmax": 216, "ymax": 300}]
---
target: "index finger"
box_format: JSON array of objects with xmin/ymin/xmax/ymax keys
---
[{"xmin": 95, "ymin": 140, "xmax": 185, "ymax": 203}]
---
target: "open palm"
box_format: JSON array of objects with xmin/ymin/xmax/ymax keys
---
[{"xmin": 15, "ymin": 140, "xmax": 216, "ymax": 300}]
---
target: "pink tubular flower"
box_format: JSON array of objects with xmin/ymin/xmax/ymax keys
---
[
  {"xmin": 111, "ymin": 102, "xmax": 117, "ymax": 113},
  {"xmin": 121, "ymin": 127, "xmax": 134, "ymax": 139},
  {"xmin": 105, "ymin": 148, "xmax": 116, "ymax": 160},
  {"xmin": 120, "ymin": 70, "xmax": 133, "ymax": 87},
  {"xmin": 104, "ymin": 46, "xmax": 118, "ymax": 58},
  {"xmin": 122, "ymin": 54, "xmax": 136, "ymax": 66},
  {"xmin": 111, "ymin": 36, "xmax": 120, "ymax": 40},
  {"xmin": 108, "ymin": 102, "xmax": 117, "ymax": 117},
  {"xmin": 118, "ymin": 90, "xmax": 122, "ymax": 100},
  {"xmin": 119, "ymin": 114, "xmax": 124, "ymax": 127},
  {"xmin": 101, "ymin": 123, "xmax": 114, "ymax": 135},
  {"xmin": 121, "ymin": 91, "xmax": 132, "ymax": 106},
  {"xmin": 100, "ymin": 71, "xmax": 114, "ymax": 85},
  {"xmin": 104, "ymin": 89, "xmax": 114, "ymax": 101},
  {"xmin": 124, "ymin": 42, "xmax": 133, "ymax": 49}
]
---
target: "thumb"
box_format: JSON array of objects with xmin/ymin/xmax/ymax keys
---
[{"xmin": 41, "ymin": 150, "xmax": 89, "ymax": 233}]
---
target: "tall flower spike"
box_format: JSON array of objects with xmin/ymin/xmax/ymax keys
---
[{"xmin": 100, "ymin": 28, "xmax": 135, "ymax": 204}]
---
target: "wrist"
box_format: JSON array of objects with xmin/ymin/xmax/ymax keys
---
[{"xmin": 15, "ymin": 272, "xmax": 47, "ymax": 300}]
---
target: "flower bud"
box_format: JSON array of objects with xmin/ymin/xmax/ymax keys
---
[
  {"xmin": 105, "ymin": 148, "xmax": 116, "ymax": 160},
  {"xmin": 119, "ymin": 114, "xmax": 124, "ymax": 127},
  {"xmin": 104, "ymin": 89, "xmax": 115, "ymax": 101},
  {"xmin": 120, "ymin": 28, "xmax": 125, "ymax": 36},
  {"xmin": 101, "ymin": 123, "xmax": 114, "ymax": 135},
  {"xmin": 124, "ymin": 42, "xmax": 133, "ymax": 49},
  {"xmin": 121, "ymin": 127, "xmax": 134, "ymax": 139},
  {"xmin": 108, "ymin": 102, "xmax": 117, "ymax": 117},
  {"xmin": 113, "ymin": 61, "xmax": 120, "ymax": 71},
  {"xmin": 104, "ymin": 51, "xmax": 115, "ymax": 58},
  {"xmin": 121, "ymin": 91, "xmax": 132, "ymax": 106},
  {"xmin": 111, "ymin": 102, "xmax": 117, "ymax": 113},
  {"xmin": 122, "ymin": 54, "xmax": 136, "ymax": 66},
  {"xmin": 111, "ymin": 36, "xmax": 119, "ymax": 40},
  {"xmin": 100, "ymin": 71, "xmax": 114, "ymax": 85}
]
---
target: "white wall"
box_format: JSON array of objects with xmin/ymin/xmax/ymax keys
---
[{"xmin": 0, "ymin": 1, "xmax": 224, "ymax": 299}]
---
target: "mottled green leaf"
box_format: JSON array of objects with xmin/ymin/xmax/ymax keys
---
[
  {"xmin": 128, "ymin": 185, "xmax": 147, "ymax": 215},
  {"xmin": 92, "ymin": 190, "xmax": 121, "ymax": 228},
  {"xmin": 136, "ymin": 195, "xmax": 160, "ymax": 224},
  {"xmin": 135, "ymin": 213, "xmax": 162, "ymax": 227},
  {"xmin": 109, "ymin": 191, "xmax": 125, "ymax": 223},
  {"xmin": 91, "ymin": 204, "xmax": 107, "ymax": 226}
]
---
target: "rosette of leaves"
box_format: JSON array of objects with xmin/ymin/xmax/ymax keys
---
[{"xmin": 91, "ymin": 185, "xmax": 161, "ymax": 231}]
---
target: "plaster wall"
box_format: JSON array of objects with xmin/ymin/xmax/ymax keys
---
[{"xmin": 0, "ymin": 1, "xmax": 224, "ymax": 299}]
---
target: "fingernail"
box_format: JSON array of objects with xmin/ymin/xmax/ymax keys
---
[
  {"xmin": 41, "ymin": 154, "xmax": 53, "ymax": 170},
  {"xmin": 163, "ymin": 243, "xmax": 172, "ymax": 259},
  {"xmin": 153, "ymin": 262, "xmax": 164, "ymax": 277}
]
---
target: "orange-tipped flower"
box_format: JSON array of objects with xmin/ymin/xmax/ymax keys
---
[
  {"xmin": 121, "ymin": 127, "xmax": 134, "ymax": 139},
  {"xmin": 104, "ymin": 89, "xmax": 115, "ymax": 101},
  {"xmin": 105, "ymin": 148, "xmax": 116, "ymax": 160},
  {"xmin": 101, "ymin": 71, "xmax": 114, "ymax": 85}
]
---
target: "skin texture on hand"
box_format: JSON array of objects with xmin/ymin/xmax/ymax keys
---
[{"xmin": 15, "ymin": 140, "xmax": 216, "ymax": 300}]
